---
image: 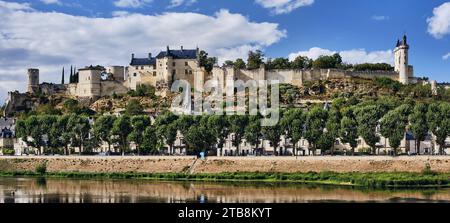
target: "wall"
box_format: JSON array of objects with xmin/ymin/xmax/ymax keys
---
[{"xmin": 0, "ymin": 156, "xmax": 449, "ymax": 173}]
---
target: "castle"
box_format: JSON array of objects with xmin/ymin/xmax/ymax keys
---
[{"xmin": 4, "ymin": 36, "xmax": 420, "ymax": 116}]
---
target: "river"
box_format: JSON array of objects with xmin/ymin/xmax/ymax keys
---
[{"xmin": 0, "ymin": 177, "xmax": 449, "ymax": 203}]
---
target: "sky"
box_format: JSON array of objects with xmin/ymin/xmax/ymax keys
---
[{"xmin": 0, "ymin": 0, "xmax": 449, "ymax": 104}]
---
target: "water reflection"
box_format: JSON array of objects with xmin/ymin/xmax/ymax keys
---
[{"xmin": 0, "ymin": 177, "xmax": 449, "ymax": 203}]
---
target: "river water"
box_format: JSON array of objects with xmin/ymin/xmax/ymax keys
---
[{"xmin": 0, "ymin": 177, "xmax": 449, "ymax": 203}]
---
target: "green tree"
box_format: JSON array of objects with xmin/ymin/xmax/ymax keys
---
[
  {"xmin": 427, "ymin": 103, "xmax": 450, "ymax": 155},
  {"xmin": 141, "ymin": 126, "xmax": 158, "ymax": 155},
  {"xmin": 67, "ymin": 115, "xmax": 91, "ymax": 155},
  {"xmin": 93, "ymin": 115, "xmax": 116, "ymax": 153},
  {"xmin": 234, "ymin": 58, "xmax": 246, "ymax": 69},
  {"xmin": 280, "ymin": 109, "xmax": 305, "ymax": 156},
  {"xmin": 16, "ymin": 116, "xmax": 44, "ymax": 155},
  {"xmin": 207, "ymin": 115, "xmax": 230, "ymax": 156},
  {"xmin": 339, "ymin": 110, "xmax": 358, "ymax": 156},
  {"xmin": 316, "ymin": 132, "xmax": 335, "ymax": 154},
  {"xmin": 184, "ymin": 125, "xmax": 214, "ymax": 155},
  {"xmin": 112, "ymin": 116, "xmax": 133, "ymax": 156},
  {"xmin": 244, "ymin": 116, "xmax": 262, "ymax": 155},
  {"xmin": 39, "ymin": 115, "xmax": 58, "ymax": 155},
  {"xmin": 128, "ymin": 115, "xmax": 151, "ymax": 155},
  {"xmin": 125, "ymin": 99, "xmax": 144, "ymax": 116},
  {"xmin": 154, "ymin": 112, "xmax": 179, "ymax": 155},
  {"xmin": 325, "ymin": 108, "xmax": 341, "ymax": 155},
  {"xmin": 312, "ymin": 53, "xmax": 342, "ymax": 69},
  {"xmin": 54, "ymin": 115, "xmax": 71, "ymax": 155},
  {"xmin": 262, "ymin": 122, "xmax": 282, "ymax": 155},
  {"xmin": 380, "ymin": 104, "xmax": 411, "ymax": 156},
  {"xmin": 63, "ymin": 99, "xmax": 80, "ymax": 114},
  {"xmin": 304, "ymin": 107, "xmax": 328, "ymax": 156},
  {"xmin": 247, "ymin": 50, "xmax": 264, "ymax": 70},
  {"xmin": 291, "ymin": 56, "xmax": 312, "ymax": 69},
  {"xmin": 266, "ymin": 58, "xmax": 291, "ymax": 70},
  {"xmin": 198, "ymin": 50, "xmax": 216, "ymax": 73},
  {"xmin": 223, "ymin": 60, "xmax": 234, "ymax": 67},
  {"xmin": 355, "ymin": 105, "xmax": 386, "ymax": 155},
  {"xmin": 228, "ymin": 115, "xmax": 248, "ymax": 156},
  {"xmin": 409, "ymin": 103, "xmax": 429, "ymax": 155}
]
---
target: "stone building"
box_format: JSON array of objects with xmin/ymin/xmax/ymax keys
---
[
  {"xmin": 127, "ymin": 46, "xmax": 205, "ymax": 90},
  {"xmin": 0, "ymin": 117, "xmax": 15, "ymax": 153}
]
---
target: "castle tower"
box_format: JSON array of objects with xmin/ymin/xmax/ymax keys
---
[
  {"xmin": 394, "ymin": 35, "xmax": 409, "ymax": 84},
  {"xmin": 27, "ymin": 68, "xmax": 39, "ymax": 94}
]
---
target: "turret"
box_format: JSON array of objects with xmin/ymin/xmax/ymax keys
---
[
  {"xmin": 394, "ymin": 35, "xmax": 410, "ymax": 84},
  {"xmin": 27, "ymin": 68, "xmax": 39, "ymax": 94}
]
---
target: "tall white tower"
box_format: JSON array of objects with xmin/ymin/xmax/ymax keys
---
[{"xmin": 394, "ymin": 35, "xmax": 409, "ymax": 84}]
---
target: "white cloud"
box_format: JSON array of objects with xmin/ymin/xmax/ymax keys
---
[
  {"xmin": 0, "ymin": 2, "xmax": 286, "ymax": 103},
  {"xmin": 168, "ymin": 0, "xmax": 197, "ymax": 8},
  {"xmin": 112, "ymin": 11, "xmax": 131, "ymax": 17},
  {"xmin": 371, "ymin": 15, "xmax": 389, "ymax": 21},
  {"xmin": 114, "ymin": 0, "xmax": 153, "ymax": 8},
  {"xmin": 289, "ymin": 47, "xmax": 393, "ymax": 64},
  {"xmin": 427, "ymin": 2, "xmax": 450, "ymax": 39},
  {"xmin": 288, "ymin": 47, "xmax": 336, "ymax": 60},
  {"xmin": 443, "ymin": 53, "xmax": 450, "ymax": 60},
  {"xmin": 255, "ymin": 0, "xmax": 314, "ymax": 15},
  {"xmin": 40, "ymin": 0, "xmax": 62, "ymax": 5},
  {"xmin": 0, "ymin": 1, "xmax": 32, "ymax": 11},
  {"xmin": 216, "ymin": 45, "xmax": 262, "ymax": 64}
]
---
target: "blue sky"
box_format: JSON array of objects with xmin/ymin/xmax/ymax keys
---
[{"xmin": 0, "ymin": 0, "xmax": 449, "ymax": 103}]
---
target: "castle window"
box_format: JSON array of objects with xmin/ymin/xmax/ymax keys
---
[
  {"xmin": 185, "ymin": 69, "xmax": 188, "ymax": 75},
  {"xmin": 141, "ymin": 66, "xmax": 144, "ymax": 70},
  {"xmin": 135, "ymin": 66, "xmax": 138, "ymax": 70},
  {"xmin": 189, "ymin": 70, "xmax": 193, "ymax": 75},
  {"xmin": 153, "ymin": 71, "xmax": 156, "ymax": 77},
  {"xmin": 153, "ymin": 65, "xmax": 156, "ymax": 69},
  {"xmin": 185, "ymin": 62, "xmax": 188, "ymax": 66},
  {"xmin": 133, "ymin": 73, "xmax": 137, "ymax": 77},
  {"xmin": 173, "ymin": 62, "xmax": 176, "ymax": 66}
]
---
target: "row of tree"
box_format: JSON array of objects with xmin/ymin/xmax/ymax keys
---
[
  {"xmin": 15, "ymin": 100, "xmax": 450, "ymax": 156},
  {"xmin": 222, "ymin": 50, "xmax": 393, "ymax": 71}
]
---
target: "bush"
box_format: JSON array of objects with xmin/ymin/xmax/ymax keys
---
[
  {"xmin": 375, "ymin": 77, "xmax": 402, "ymax": 92},
  {"xmin": 35, "ymin": 163, "xmax": 47, "ymax": 175},
  {"xmin": 1, "ymin": 148, "xmax": 15, "ymax": 156}
]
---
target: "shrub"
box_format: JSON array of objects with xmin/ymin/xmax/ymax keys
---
[
  {"xmin": 1, "ymin": 149, "xmax": 15, "ymax": 156},
  {"xmin": 35, "ymin": 162, "xmax": 47, "ymax": 175}
]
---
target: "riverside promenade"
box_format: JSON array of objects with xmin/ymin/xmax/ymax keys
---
[{"xmin": 0, "ymin": 156, "xmax": 449, "ymax": 174}]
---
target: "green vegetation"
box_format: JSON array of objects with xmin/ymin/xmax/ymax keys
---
[
  {"xmin": 14, "ymin": 97, "xmax": 450, "ymax": 156},
  {"xmin": 35, "ymin": 162, "xmax": 47, "ymax": 175},
  {"xmin": 0, "ymin": 171, "xmax": 448, "ymax": 188},
  {"xmin": 1, "ymin": 149, "xmax": 15, "ymax": 155}
]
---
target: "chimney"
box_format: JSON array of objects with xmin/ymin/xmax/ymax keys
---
[
  {"xmin": 166, "ymin": 46, "xmax": 170, "ymax": 54},
  {"xmin": 148, "ymin": 53, "xmax": 152, "ymax": 59},
  {"xmin": 181, "ymin": 46, "xmax": 184, "ymax": 51},
  {"xmin": 132, "ymin": 53, "xmax": 135, "ymax": 59}
]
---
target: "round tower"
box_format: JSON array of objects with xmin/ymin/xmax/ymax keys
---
[
  {"xmin": 394, "ymin": 35, "xmax": 409, "ymax": 84},
  {"xmin": 27, "ymin": 68, "xmax": 39, "ymax": 94}
]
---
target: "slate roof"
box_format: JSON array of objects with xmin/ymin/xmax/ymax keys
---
[
  {"xmin": 130, "ymin": 48, "xmax": 197, "ymax": 66},
  {"xmin": 156, "ymin": 49, "xmax": 197, "ymax": 59},
  {"xmin": 130, "ymin": 58, "xmax": 156, "ymax": 66}
]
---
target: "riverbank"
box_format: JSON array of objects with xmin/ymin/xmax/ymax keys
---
[
  {"xmin": 1, "ymin": 171, "xmax": 449, "ymax": 188},
  {"xmin": 0, "ymin": 156, "xmax": 449, "ymax": 188},
  {"xmin": 1, "ymin": 156, "xmax": 450, "ymax": 173}
]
